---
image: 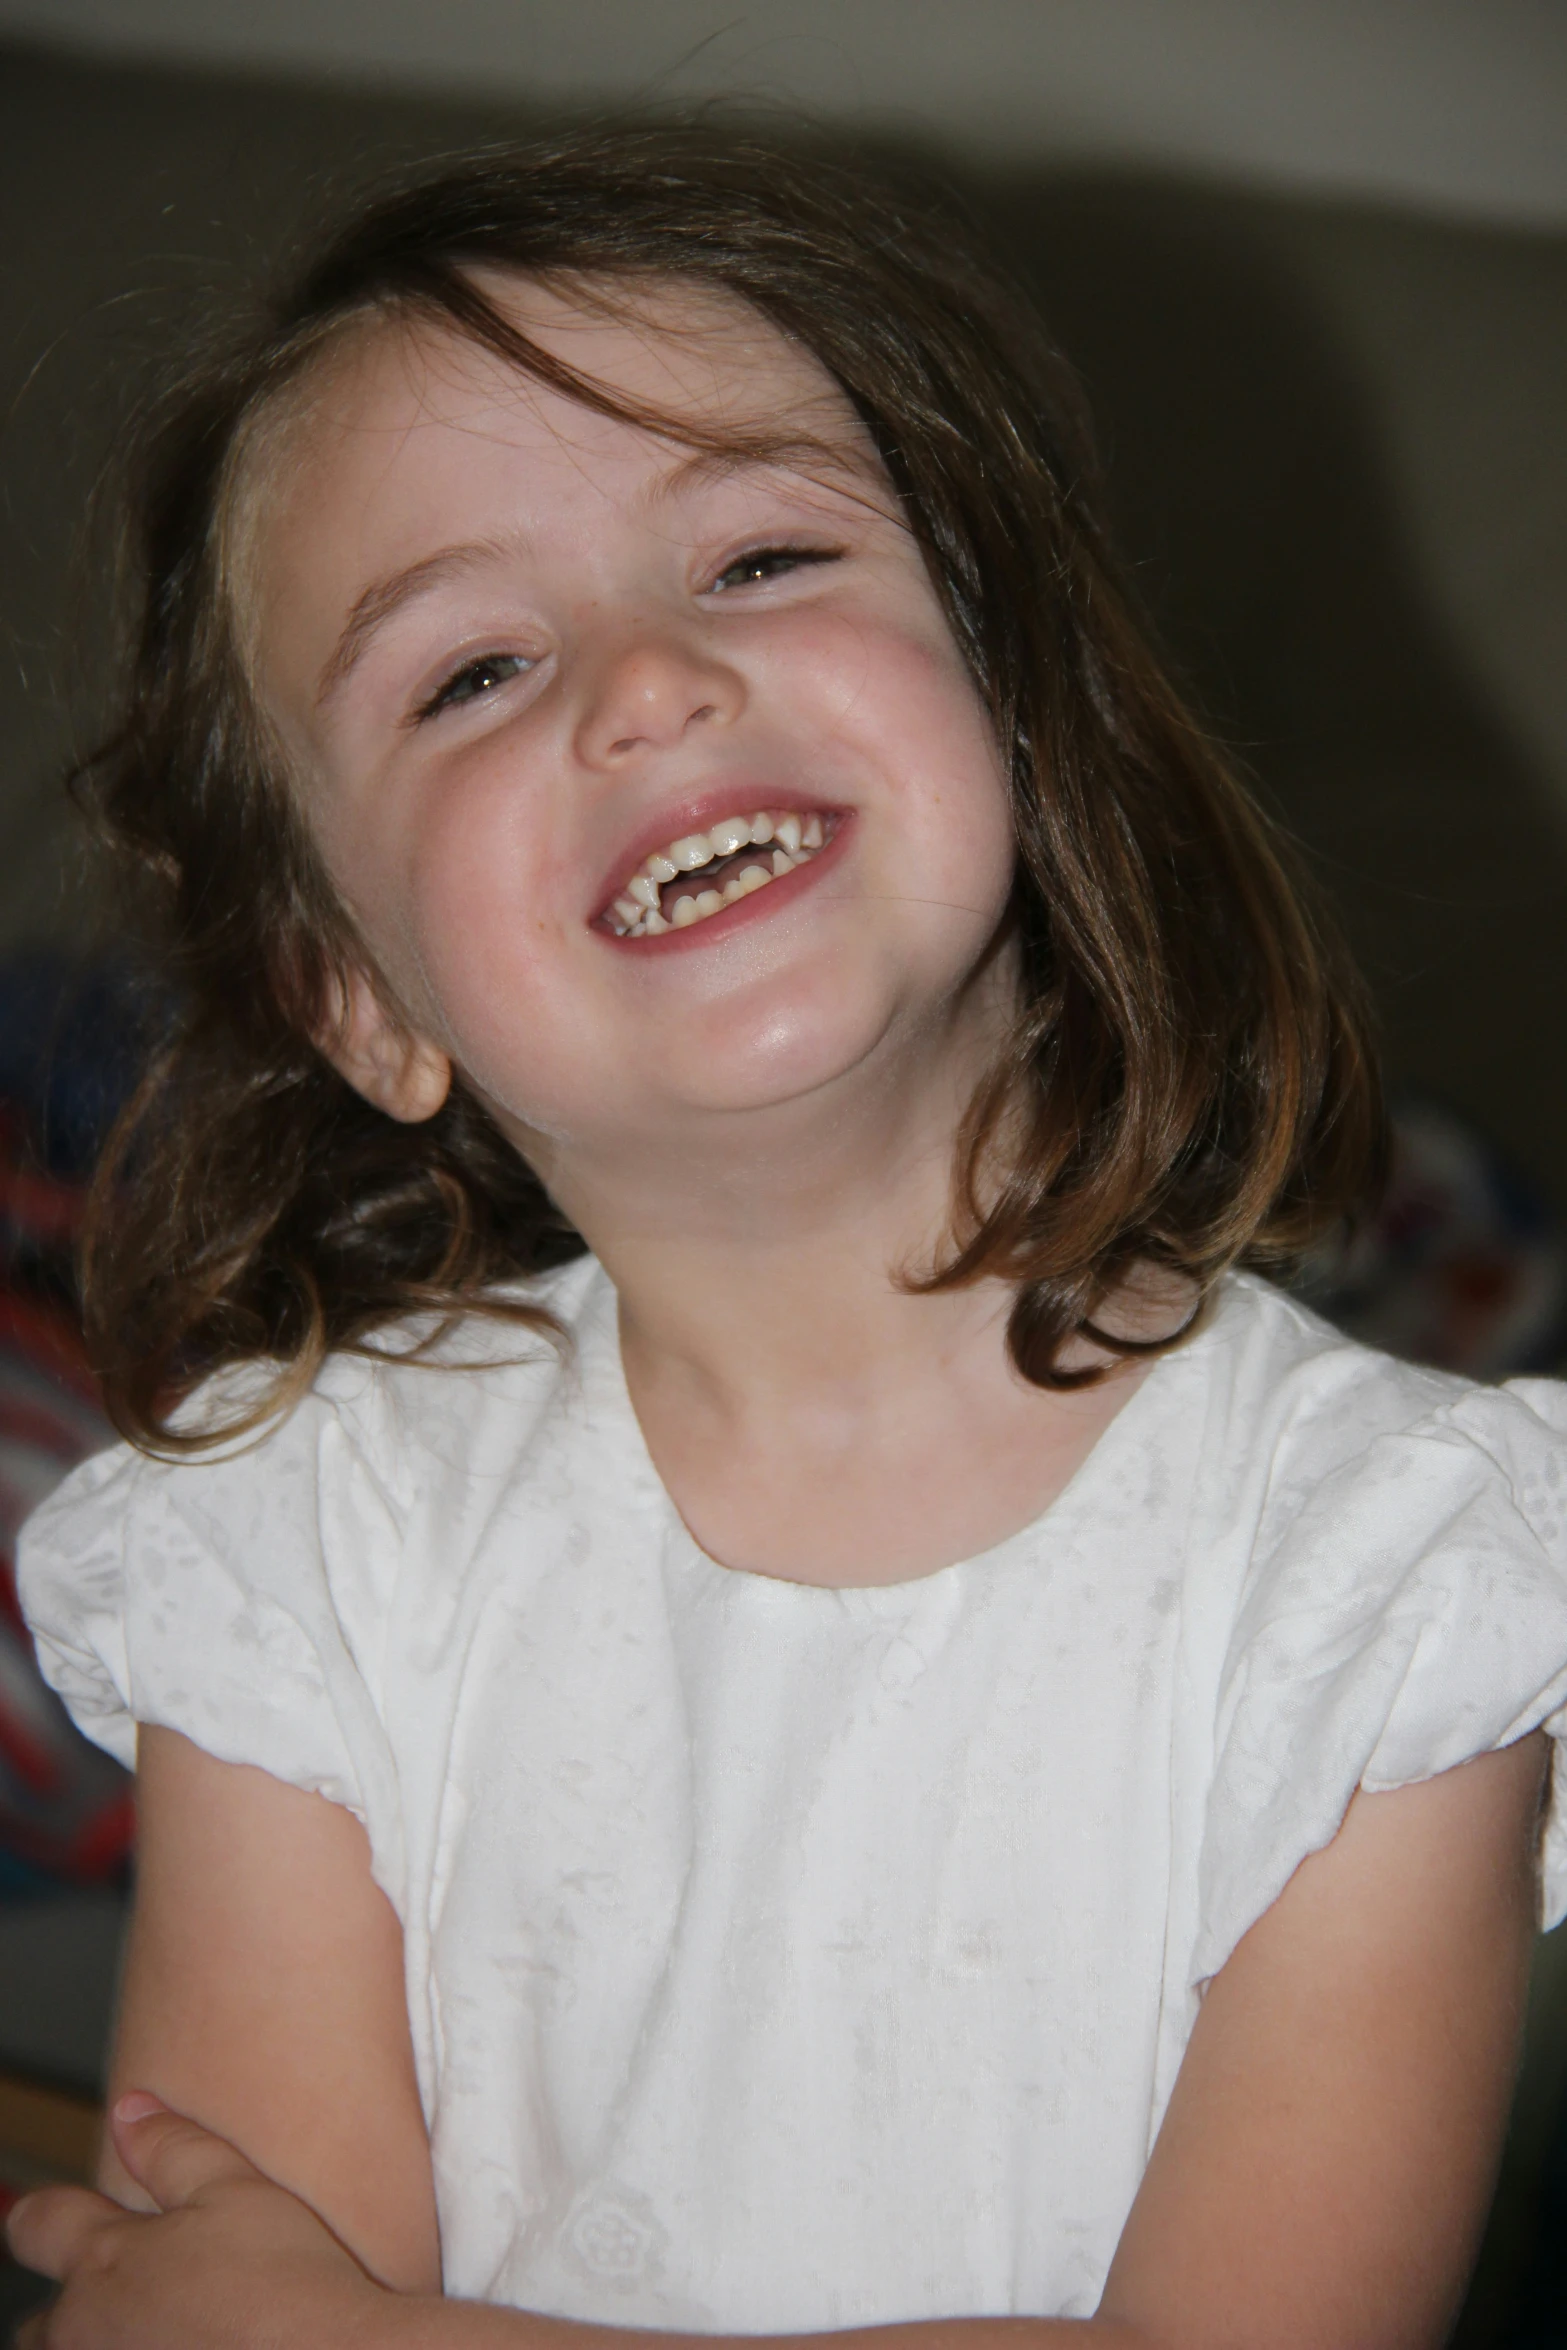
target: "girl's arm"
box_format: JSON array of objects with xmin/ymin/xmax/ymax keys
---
[
  {"xmin": 9, "ymin": 1732, "xmax": 1544, "ymax": 2349},
  {"xmin": 1095, "ymin": 1726, "xmax": 1545, "ymax": 2347},
  {"xmin": 95, "ymin": 1723, "xmax": 442, "ymax": 2291}
]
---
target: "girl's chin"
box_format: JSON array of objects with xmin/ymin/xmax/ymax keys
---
[
  {"xmin": 483, "ymin": 1040, "xmax": 909, "ymax": 1150},
  {"xmin": 469, "ymin": 948, "xmax": 1007, "ymax": 1142},
  {"xmin": 645, "ymin": 1006, "xmax": 923, "ymax": 1120}
]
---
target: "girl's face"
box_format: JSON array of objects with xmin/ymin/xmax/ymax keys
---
[{"xmin": 252, "ymin": 280, "xmax": 1017, "ymax": 1168}]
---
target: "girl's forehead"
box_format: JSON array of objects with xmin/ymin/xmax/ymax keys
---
[
  {"xmin": 301, "ymin": 275, "xmax": 850, "ymax": 467},
  {"xmin": 240, "ymin": 274, "xmax": 872, "ymax": 713}
]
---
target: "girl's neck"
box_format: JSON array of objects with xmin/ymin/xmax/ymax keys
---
[
  {"xmin": 532, "ymin": 989, "xmax": 987, "ymax": 1406},
  {"xmin": 523, "ymin": 1057, "xmax": 1156, "ymax": 1591},
  {"xmin": 611, "ymin": 1229, "xmax": 1153, "ymax": 1590}
]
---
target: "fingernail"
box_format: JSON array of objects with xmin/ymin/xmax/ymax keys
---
[{"xmin": 113, "ymin": 2091, "xmax": 165, "ymax": 2125}]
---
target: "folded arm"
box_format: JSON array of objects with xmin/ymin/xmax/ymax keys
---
[
  {"xmin": 9, "ymin": 1725, "xmax": 1546, "ymax": 2350},
  {"xmin": 94, "ymin": 1723, "xmax": 442, "ymax": 2293}
]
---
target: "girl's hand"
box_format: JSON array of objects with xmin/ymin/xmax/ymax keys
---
[{"xmin": 5, "ymin": 2092, "xmax": 391, "ymax": 2349}]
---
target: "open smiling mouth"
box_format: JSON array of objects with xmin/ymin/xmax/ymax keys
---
[{"xmin": 604, "ymin": 809, "xmax": 837, "ymax": 938}]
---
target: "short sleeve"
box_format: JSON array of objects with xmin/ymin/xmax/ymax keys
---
[
  {"xmin": 1193, "ymin": 1376, "xmax": 1567, "ymax": 1985},
  {"xmin": 16, "ymin": 1375, "xmax": 409, "ymax": 1897}
]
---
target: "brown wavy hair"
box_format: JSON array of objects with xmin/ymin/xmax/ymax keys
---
[{"xmin": 75, "ymin": 123, "xmax": 1383, "ymax": 1450}]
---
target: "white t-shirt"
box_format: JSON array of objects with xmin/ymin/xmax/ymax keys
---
[{"xmin": 19, "ymin": 1262, "xmax": 1567, "ymax": 2322}]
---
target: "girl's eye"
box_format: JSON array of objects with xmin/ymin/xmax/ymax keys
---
[
  {"xmin": 417, "ymin": 652, "xmax": 532, "ymax": 720},
  {"xmin": 707, "ymin": 545, "xmax": 842, "ymax": 594}
]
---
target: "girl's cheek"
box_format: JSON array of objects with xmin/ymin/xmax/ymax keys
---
[
  {"xmin": 858, "ymin": 628, "xmax": 1012, "ymax": 855},
  {"xmin": 817, "ymin": 610, "xmax": 995, "ymax": 777},
  {"xmin": 300, "ymin": 740, "xmax": 549, "ymax": 1055},
  {"xmin": 395, "ymin": 762, "xmax": 564, "ymax": 1019}
]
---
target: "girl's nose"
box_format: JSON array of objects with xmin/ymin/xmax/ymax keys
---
[{"xmin": 573, "ymin": 628, "xmax": 744, "ymax": 767}]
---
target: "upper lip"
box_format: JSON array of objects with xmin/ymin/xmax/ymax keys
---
[{"xmin": 589, "ymin": 783, "xmax": 846, "ymax": 924}]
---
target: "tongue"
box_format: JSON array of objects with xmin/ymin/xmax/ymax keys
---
[{"xmin": 659, "ymin": 844, "xmax": 777, "ymax": 918}]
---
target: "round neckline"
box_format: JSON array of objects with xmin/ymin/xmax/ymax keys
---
[{"xmin": 574, "ymin": 1262, "xmax": 1222, "ymax": 1602}]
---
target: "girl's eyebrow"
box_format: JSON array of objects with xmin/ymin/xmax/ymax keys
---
[
  {"xmin": 315, "ymin": 539, "xmax": 514, "ymax": 709},
  {"xmin": 314, "ymin": 444, "xmax": 881, "ymax": 710},
  {"xmin": 652, "ymin": 438, "xmax": 888, "ymax": 511}
]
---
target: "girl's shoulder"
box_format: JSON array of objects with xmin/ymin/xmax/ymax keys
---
[
  {"xmin": 45, "ymin": 1248, "xmax": 604, "ymax": 1518},
  {"xmin": 1197, "ymin": 1264, "xmax": 1482, "ymax": 1416},
  {"xmin": 1174, "ymin": 1274, "xmax": 1567, "ymax": 1971},
  {"xmin": 269, "ymin": 1246, "xmax": 607, "ymax": 1496},
  {"xmin": 14, "ymin": 1253, "xmax": 610, "ymax": 1797},
  {"xmin": 1185, "ymin": 1272, "xmax": 1567, "ymax": 1749},
  {"xmin": 1185, "ymin": 1268, "xmax": 1567, "ymax": 1521}
]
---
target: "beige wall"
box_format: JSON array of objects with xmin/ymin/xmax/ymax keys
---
[{"xmin": 6, "ymin": 0, "xmax": 1567, "ymax": 225}]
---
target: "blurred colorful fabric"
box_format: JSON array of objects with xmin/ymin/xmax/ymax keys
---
[
  {"xmin": 0, "ymin": 955, "xmax": 142, "ymax": 1899},
  {"xmin": 1297, "ymin": 1095, "xmax": 1567, "ymax": 1381}
]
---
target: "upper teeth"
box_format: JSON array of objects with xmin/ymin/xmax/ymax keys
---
[{"xmin": 608, "ymin": 810, "xmax": 828, "ymax": 937}]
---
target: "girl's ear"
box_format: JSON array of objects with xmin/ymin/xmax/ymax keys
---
[{"xmin": 316, "ymin": 964, "xmax": 452, "ymax": 1124}]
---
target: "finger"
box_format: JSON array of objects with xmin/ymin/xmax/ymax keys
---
[
  {"xmin": 5, "ymin": 2182, "xmax": 123, "ymax": 2281},
  {"xmin": 110, "ymin": 2094, "xmax": 263, "ymax": 2210}
]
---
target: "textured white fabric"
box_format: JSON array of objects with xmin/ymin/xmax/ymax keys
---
[{"xmin": 18, "ymin": 1266, "xmax": 1567, "ymax": 2322}]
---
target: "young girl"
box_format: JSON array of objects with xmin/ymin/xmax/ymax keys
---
[{"xmin": 9, "ymin": 128, "xmax": 1567, "ymax": 2350}]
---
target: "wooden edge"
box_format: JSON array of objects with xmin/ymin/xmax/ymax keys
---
[{"xmin": 0, "ymin": 2073, "xmax": 101, "ymax": 2183}]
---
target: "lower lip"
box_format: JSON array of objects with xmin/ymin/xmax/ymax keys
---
[{"xmin": 597, "ymin": 814, "xmax": 852, "ymax": 954}]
